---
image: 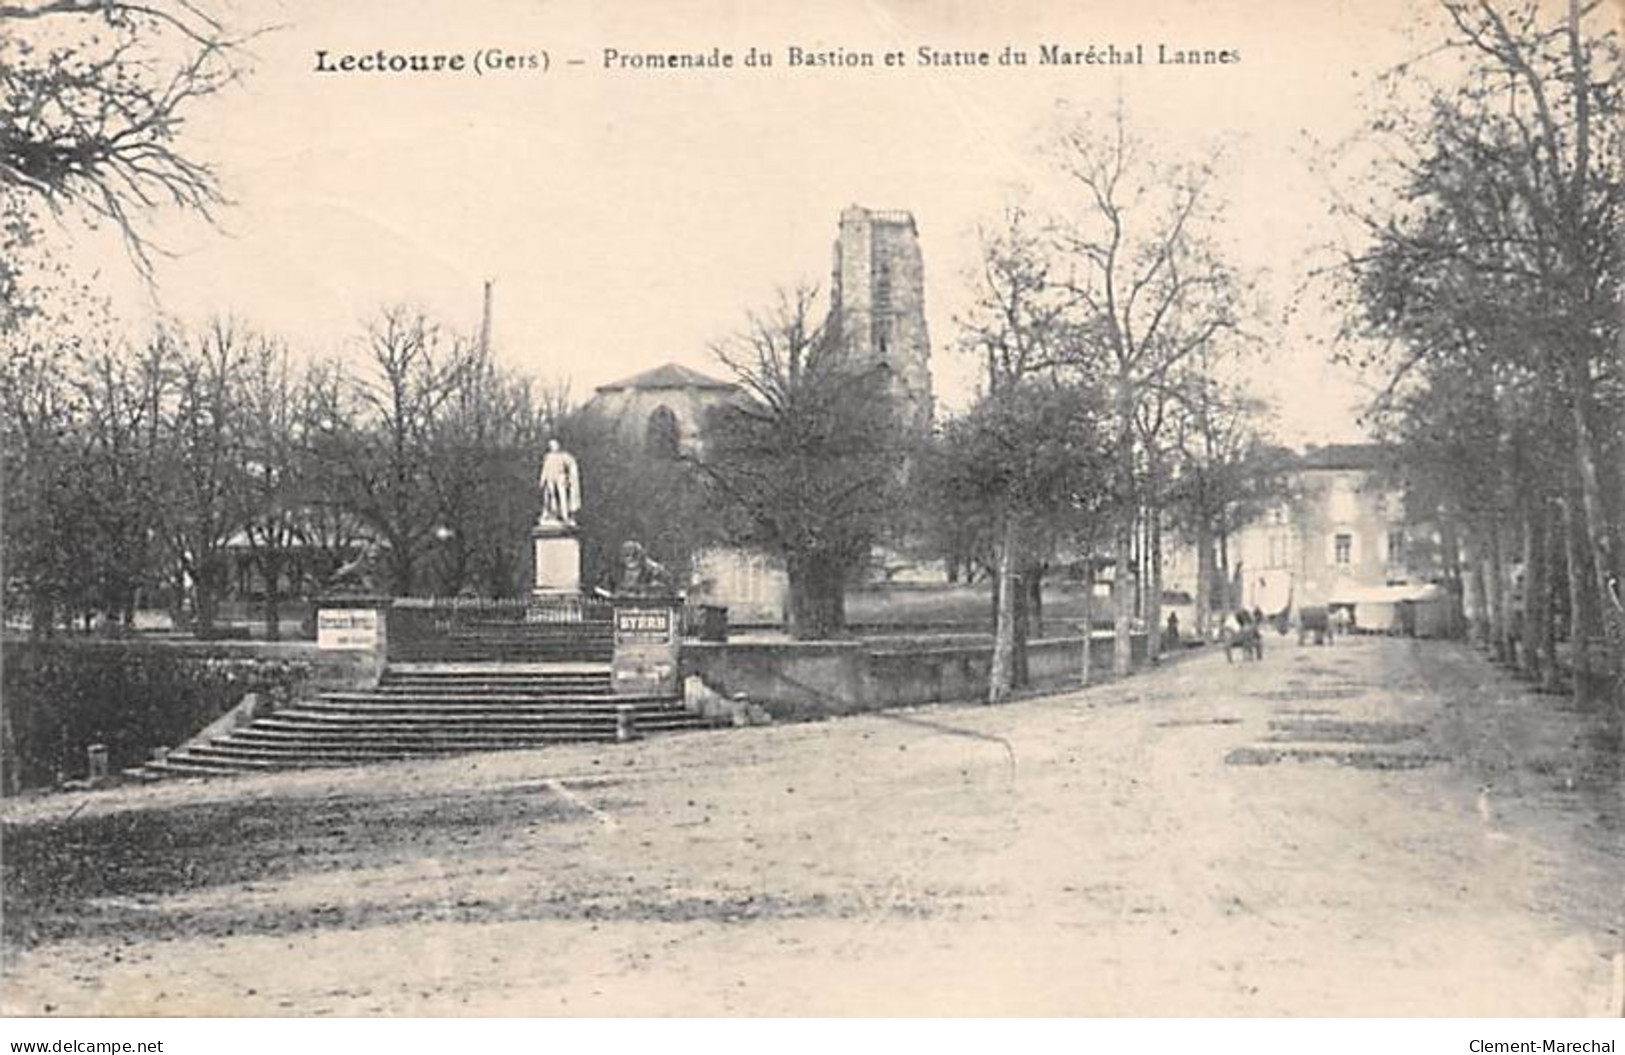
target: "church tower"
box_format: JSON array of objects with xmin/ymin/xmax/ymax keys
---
[{"xmin": 829, "ymin": 205, "xmax": 933, "ymax": 438}]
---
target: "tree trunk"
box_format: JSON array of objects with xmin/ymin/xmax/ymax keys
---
[
  {"xmin": 194, "ymin": 553, "xmax": 222, "ymax": 635},
  {"xmin": 263, "ymin": 557, "xmax": 283, "ymax": 643},
  {"xmin": 1565, "ymin": 366, "xmax": 1625, "ymax": 717},
  {"xmin": 989, "ymin": 517, "xmax": 1020, "ymax": 702},
  {"xmin": 1113, "ymin": 521, "xmax": 1135, "ymax": 678},
  {"xmin": 1561, "ymin": 490, "xmax": 1598, "ymax": 705},
  {"xmin": 1025, "ymin": 565, "xmax": 1045, "ymax": 640},
  {"xmin": 787, "ymin": 551, "xmax": 846, "ymax": 640},
  {"xmin": 1013, "ymin": 568, "xmax": 1030, "ymax": 688},
  {"xmin": 1115, "ymin": 379, "xmax": 1137, "ymax": 678},
  {"xmin": 1194, "ymin": 516, "xmax": 1214, "ymax": 642},
  {"xmin": 1519, "ymin": 504, "xmax": 1545, "ymax": 683},
  {"xmin": 1146, "ymin": 511, "xmax": 1164, "ymax": 664},
  {"xmin": 1440, "ymin": 521, "xmax": 1466, "ymax": 639},
  {"xmin": 1079, "ymin": 548, "xmax": 1095, "ymax": 687},
  {"xmin": 1485, "ymin": 523, "xmax": 1512, "ymax": 664},
  {"xmin": 1467, "ymin": 539, "xmax": 1491, "ymax": 648},
  {"xmin": 1540, "ymin": 502, "xmax": 1563, "ymax": 693}
]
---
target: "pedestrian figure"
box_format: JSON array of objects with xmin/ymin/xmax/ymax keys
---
[{"xmin": 1163, "ymin": 611, "xmax": 1181, "ymax": 652}]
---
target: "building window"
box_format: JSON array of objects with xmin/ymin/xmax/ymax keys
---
[
  {"xmin": 1387, "ymin": 529, "xmax": 1405, "ymax": 566},
  {"xmin": 645, "ymin": 406, "xmax": 680, "ymax": 460},
  {"xmin": 1334, "ymin": 533, "xmax": 1353, "ymax": 566}
]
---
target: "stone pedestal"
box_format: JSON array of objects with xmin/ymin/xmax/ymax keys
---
[
  {"xmin": 610, "ymin": 596, "xmax": 683, "ymax": 697},
  {"xmin": 314, "ymin": 593, "xmax": 391, "ymax": 679},
  {"xmin": 532, "ymin": 523, "xmax": 581, "ymax": 596}
]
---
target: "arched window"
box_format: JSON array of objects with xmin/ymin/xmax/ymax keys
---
[{"xmin": 645, "ymin": 405, "xmax": 680, "ymax": 459}]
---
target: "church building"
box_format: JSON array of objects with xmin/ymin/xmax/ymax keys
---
[{"xmin": 579, "ymin": 204, "xmax": 937, "ymax": 624}]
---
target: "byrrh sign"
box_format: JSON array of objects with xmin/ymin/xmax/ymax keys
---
[{"xmin": 614, "ymin": 607, "xmax": 673, "ymax": 646}]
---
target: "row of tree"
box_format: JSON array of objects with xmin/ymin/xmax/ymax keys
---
[
  {"xmin": 0, "ymin": 2, "xmax": 1287, "ymax": 706},
  {"xmin": 1, "ymin": 303, "xmax": 572, "ymax": 635},
  {"xmin": 1339, "ymin": 0, "xmax": 1623, "ymax": 710},
  {"xmin": 926, "ymin": 112, "xmax": 1284, "ymax": 700}
]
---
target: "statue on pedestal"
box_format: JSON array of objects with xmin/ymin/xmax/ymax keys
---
[{"xmin": 537, "ymin": 438, "xmax": 581, "ymax": 528}]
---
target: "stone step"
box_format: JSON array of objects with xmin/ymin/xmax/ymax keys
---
[
  {"xmin": 141, "ymin": 756, "xmax": 246, "ymax": 778},
  {"xmin": 274, "ymin": 702, "xmax": 692, "ymax": 718},
  {"xmin": 294, "ymin": 705, "xmax": 674, "ymax": 719},
  {"xmin": 389, "ymin": 637, "xmax": 613, "ymax": 650},
  {"xmin": 370, "ymin": 682, "xmax": 614, "ymax": 692},
  {"xmin": 189, "ymin": 738, "xmax": 620, "ymax": 761},
  {"xmin": 318, "ymin": 690, "xmax": 662, "ymax": 705},
  {"xmin": 176, "ymin": 730, "xmax": 702, "ymax": 768},
  {"xmin": 415, "ymin": 624, "xmax": 613, "ymax": 636},
  {"xmin": 270, "ymin": 701, "xmax": 691, "ymax": 717},
  {"xmin": 388, "ymin": 653, "xmax": 615, "ymax": 663},
  {"xmin": 384, "ymin": 662, "xmax": 611, "ymax": 675},
  {"xmin": 163, "ymin": 748, "xmax": 374, "ymax": 770},
  {"xmin": 237, "ymin": 719, "xmax": 703, "ymax": 741},
  {"xmin": 135, "ymin": 655, "xmax": 705, "ymax": 782},
  {"xmin": 376, "ymin": 672, "xmax": 611, "ymax": 682},
  {"xmin": 346, "ymin": 687, "xmax": 617, "ymax": 700}
]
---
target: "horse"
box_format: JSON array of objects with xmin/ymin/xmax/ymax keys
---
[
  {"xmin": 1297, "ymin": 604, "xmax": 1332, "ymax": 646},
  {"xmin": 1224, "ymin": 614, "xmax": 1264, "ymax": 663}
]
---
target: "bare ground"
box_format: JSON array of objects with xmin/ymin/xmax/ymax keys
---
[{"xmin": 2, "ymin": 636, "xmax": 1620, "ymax": 1016}]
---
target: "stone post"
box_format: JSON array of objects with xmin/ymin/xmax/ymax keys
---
[
  {"xmin": 315, "ymin": 594, "xmax": 391, "ymax": 681},
  {"xmin": 609, "ymin": 595, "xmax": 683, "ymax": 698},
  {"xmin": 532, "ymin": 523, "xmax": 582, "ymax": 597}
]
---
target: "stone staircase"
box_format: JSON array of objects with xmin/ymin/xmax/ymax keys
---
[{"xmin": 135, "ymin": 662, "xmax": 710, "ymax": 779}]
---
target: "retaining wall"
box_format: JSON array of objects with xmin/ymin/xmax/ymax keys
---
[
  {"xmin": 682, "ymin": 632, "xmax": 1147, "ymax": 721},
  {"xmin": 1, "ymin": 639, "xmax": 375, "ymax": 794}
]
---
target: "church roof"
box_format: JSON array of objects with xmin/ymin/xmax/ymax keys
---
[{"xmin": 596, "ymin": 362, "xmax": 737, "ymax": 393}]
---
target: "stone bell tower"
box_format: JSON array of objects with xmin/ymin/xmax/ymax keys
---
[{"xmin": 829, "ymin": 205, "xmax": 933, "ymax": 438}]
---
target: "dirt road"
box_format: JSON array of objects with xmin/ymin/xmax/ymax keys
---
[{"xmin": 3, "ymin": 637, "xmax": 1620, "ymax": 1015}]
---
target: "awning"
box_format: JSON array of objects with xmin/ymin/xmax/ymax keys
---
[{"xmin": 1329, "ymin": 582, "xmax": 1446, "ymax": 605}]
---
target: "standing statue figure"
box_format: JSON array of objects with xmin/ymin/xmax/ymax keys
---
[{"xmin": 537, "ymin": 438, "xmax": 581, "ymax": 527}]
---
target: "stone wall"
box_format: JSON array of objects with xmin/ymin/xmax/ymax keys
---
[{"xmin": 682, "ymin": 632, "xmax": 1146, "ymax": 722}]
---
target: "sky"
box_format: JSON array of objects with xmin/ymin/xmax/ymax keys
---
[{"xmin": 64, "ymin": 0, "xmax": 1446, "ymax": 445}]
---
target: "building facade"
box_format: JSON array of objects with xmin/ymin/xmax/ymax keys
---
[
  {"xmin": 585, "ymin": 362, "xmax": 741, "ymax": 458},
  {"xmin": 1162, "ymin": 444, "xmax": 1433, "ymax": 627},
  {"xmin": 576, "ymin": 205, "xmax": 941, "ymax": 624}
]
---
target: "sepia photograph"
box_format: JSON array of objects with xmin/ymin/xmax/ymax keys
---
[{"xmin": 1, "ymin": 0, "xmax": 1622, "ymax": 1028}]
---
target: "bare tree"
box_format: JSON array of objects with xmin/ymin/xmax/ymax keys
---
[
  {"xmin": 1, "ymin": 0, "xmax": 262, "ymax": 278},
  {"xmin": 1050, "ymin": 105, "xmax": 1252, "ymax": 674},
  {"xmin": 319, "ymin": 306, "xmax": 474, "ymax": 596},
  {"xmin": 1339, "ymin": 0, "xmax": 1622, "ymax": 707},
  {"xmin": 1165, "ymin": 370, "xmax": 1286, "ymax": 640},
  {"xmin": 955, "ymin": 206, "xmax": 1114, "ymax": 699},
  {"xmin": 153, "ymin": 318, "xmax": 256, "ymax": 632},
  {"xmin": 239, "ymin": 337, "xmax": 307, "ymax": 638}
]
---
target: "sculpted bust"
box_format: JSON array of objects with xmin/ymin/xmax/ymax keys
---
[
  {"xmin": 617, "ymin": 540, "xmax": 673, "ymax": 597},
  {"xmin": 537, "ymin": 438, "xmax": 581, "ymax": 527}
]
